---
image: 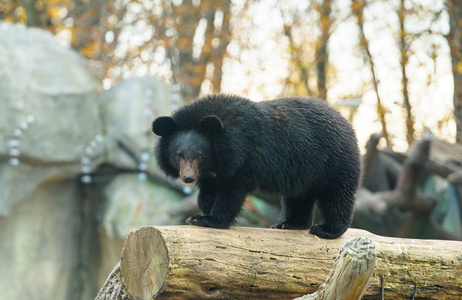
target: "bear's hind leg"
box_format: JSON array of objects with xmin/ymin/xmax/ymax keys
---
[
  {"xmin": 271, "ymin": 195, "xmax": 315, "ymax": 230},
  {"xmin": 310, "ymin": 189, "xmax": 355, "ymax": 239}
]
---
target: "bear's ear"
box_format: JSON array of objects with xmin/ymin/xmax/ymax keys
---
[
  {"xmin": 199, "ymin": 115, "xmax": 223, "ymax": 138},
  {"xmin": 152, "ymin": 116, "xmax": 177, "ymax": 137}
]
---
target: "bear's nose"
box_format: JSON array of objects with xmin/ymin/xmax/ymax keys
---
[{"xmin": 182, "ymin": 175, "xmax": 195, "ymax": 184}]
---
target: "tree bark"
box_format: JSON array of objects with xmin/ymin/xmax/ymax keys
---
[{"xmin": 96, "ymin": 226, "xmax": 462, "ymax": 300}]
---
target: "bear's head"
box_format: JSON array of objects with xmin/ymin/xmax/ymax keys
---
[{"xmin": 152, "ymin": 115, "xmax": 223, "ymax": 184}]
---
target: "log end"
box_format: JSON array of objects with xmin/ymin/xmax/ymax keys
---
[{"xmin": 120, "ymin": 226, "xmax": 169, "ymax": 300}]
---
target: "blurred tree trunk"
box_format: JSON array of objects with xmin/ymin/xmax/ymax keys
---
[
  {"xmin": 23, "ymin": 0, "xmax": 41, "ymax": 27},
  {"xmin": 171, "ymin": 0, "xmax": 201, "ymax": 100},
  {"xmin": 68, "ymin": 0, "xmax": 126, "ymax": 81},
  {"xmin": 314, "ymin": 0, "xmax": 332, "ymax": 100},
  {"xmin": 397, "ymin": 0, "xmax": 415, "ymax": 146},
  {"xmin": 169, "ymin": 0, "xmax": 232, "ymax": 102},
  {"xmin": 281, "ymin": 0, "xmax": 333, "ymax": 100},
  {"xmin": 210, "ymin": 0, "xmax": 232, "ymax": 94},
  {"xmin": 352, "ymin": 0, "xmax": 392, "ymax": 147},
  {"xmin": 71, "ymin": 0, "xmax": 103, "ymax": 54},
  {"xmin": 446, "ymin": 0, "xmax": 462, "ymax": 143},
  {"xmin": 283, "ymin": 24, "xmax": 312, "ymax": 96}
]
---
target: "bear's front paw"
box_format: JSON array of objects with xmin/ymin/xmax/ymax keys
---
[{"xmin": 185, "ymin": 215, "xmax": 230, "ymax": 229}]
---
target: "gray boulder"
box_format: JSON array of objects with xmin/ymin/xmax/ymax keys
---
[
  {"xmin": 0, "ymin": 22, "xmax": 102, "ymax": 163},
  {"xmin": 0, "ymin": 22, "xmax": 102, "ymax": 214},
  {"xmin": 98, "ymin": 76, "xmax": 173, "ymax": 169}
]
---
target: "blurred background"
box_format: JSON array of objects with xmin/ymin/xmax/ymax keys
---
[{"xmin": 0, "ymin": 0, "xmax": 461, "ymax": 299}]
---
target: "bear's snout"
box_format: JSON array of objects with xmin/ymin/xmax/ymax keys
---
[
  {"xmin": 182, "ymin": 174, "xmax": 196, "ymax": 184},
  {"xmin": 179, "ymin": 159, "xmax": 199, "ymax": 184}
]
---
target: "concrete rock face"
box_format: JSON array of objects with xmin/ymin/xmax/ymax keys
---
[
  {"xmin": 0, "ymin": 180, "xmax": 82, "ymax": 300},
  {"xmin": 0, "ymin": 22, "xmax": 180, "ymax": 300},
  {"xmin": 101, "ymin": 174, "xmax": 183, "ymax": 239},
  {"xmin": 99, "ymin": 76, "xmax": 172, "ymax": 169},
  {"xmin": 0, "ymin": 22, "xmax": 102, "ymax": 163}
]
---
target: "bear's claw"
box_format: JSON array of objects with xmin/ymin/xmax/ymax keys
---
[
  {"xmin": 185, "ymin": 216, "xmax": 197, "ymax": 225},
  {"xmin": 185, "ymin": 215, "xmax": 230, "ymax": 229}
]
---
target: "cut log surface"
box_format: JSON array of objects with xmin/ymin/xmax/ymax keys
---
[
  {"xmin": 116, "ymin": 226, "xmax": 462, "ymax": 300},
  {"xmin": 120, "ymin": 228, "xmax": 169, "ymax": 299}
]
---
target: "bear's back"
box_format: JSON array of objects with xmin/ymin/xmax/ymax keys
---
[{"xmin": 251, "ymin": 97, "xmax": 360, "ymax": 196}]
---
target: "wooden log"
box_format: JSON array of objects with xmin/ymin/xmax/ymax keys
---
[
  {"xmin": 97, "ymin": 226, "xmax": 462, "ymax": 300},
  {"xmin": 294, "ymin": 237, "xmax": 377, "ymax": 300}
]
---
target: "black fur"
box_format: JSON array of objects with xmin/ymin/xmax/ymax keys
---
[{"xmin": 153, "ymin": 94, "xmax": 361, "ymax": 239}]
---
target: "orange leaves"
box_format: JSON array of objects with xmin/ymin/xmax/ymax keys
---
[
  {"xmin": 47, "ymin": 6, "xmax": 63, "ymax": 19},
  {"xmin": 79, "ymin": 42, "xmax": 101, "ymax": 59},
  {"xmin": 2, "ymin": 0, "xmax": 232, "ymax": 98},
  {"xmin": 351, "ymin": 0, "xmax": 365, "ymax": 14},
  {"xmin": 320, "ymin": 15, "xmax": 330, "ymax": 27},
  {"xmin": 177, "ymin": 36, "xmax": 192, "ymax": 49},
  {"xmin": 0, "ymin": 1, "xmax": 27, "ymax": 24},
  {"xmin": 458, "ymin": 61, "xmax": 462, "ymax": 74}
]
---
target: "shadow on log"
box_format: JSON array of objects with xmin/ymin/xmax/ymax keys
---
[{"xmin": 96, "ymin": 226, "xmax": 462, "ymax": 300}]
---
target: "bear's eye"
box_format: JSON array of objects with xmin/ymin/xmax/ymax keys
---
[
  {"xmin": 198, "ymin": 153, "xmax": 203, "ymax": 159},
  {"xmin": 176, "ymin": 153, "xmax": 181, "ymax": 160}
]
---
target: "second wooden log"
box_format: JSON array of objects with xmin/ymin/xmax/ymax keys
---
[{"xmin": 295, "ymin": 237, "xmax": 377, "ymax": 300}]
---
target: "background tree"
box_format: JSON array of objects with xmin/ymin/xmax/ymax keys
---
[
  {"xmin": 157, "ymin": 0, "xmax": 232, "ymax": 101},
  {"xmin": 314, "ymin": 0, "xmax": 332, "ymax": 100},
  {"xmin": 397, "ymin": 0, "xmax": 415, "ymax": 146},
  {"xmin": 351, "ymin": 0, "xmax": 392, "ymax": 147},
  {"xmin": 280, "ymin": 0, "xmax": 334, "ymax": 100},
  {"xmin": 0, "ymin": 0, "xmax": 232, "ymax": 102},
  {"xmin": 445, "ymin": 0, "xmax": 462, "ymax": 143},
  {"xmin": 1, "ymin": 0, "xmax": 459, "ymax": 144}
]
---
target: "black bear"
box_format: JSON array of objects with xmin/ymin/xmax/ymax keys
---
[{"xmin": 152, "ymin": 94, "xmax": 361, "ymax": 239}]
